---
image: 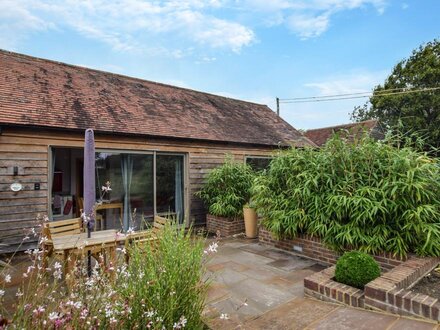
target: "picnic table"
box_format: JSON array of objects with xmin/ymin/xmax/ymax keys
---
[{"xmin": 51, "ymin": 229, "xmax": 126, "ymax": 277}]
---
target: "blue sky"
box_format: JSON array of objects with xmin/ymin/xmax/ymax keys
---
[{"xmin": 1, "ymin": 0, "xmax": 439, "ymax": 129}]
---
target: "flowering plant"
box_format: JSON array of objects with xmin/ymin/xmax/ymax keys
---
[{"xmin": 0, "ymin": 217, "xmax": 213, "ymax": 329}]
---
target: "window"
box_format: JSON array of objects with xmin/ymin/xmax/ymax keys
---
[{"xmin": 245, "ymin": 156, "xmax": 272, "ymax": 172}]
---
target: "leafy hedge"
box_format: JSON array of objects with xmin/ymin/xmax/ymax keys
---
[
  {"xmin": 252, "ymin": 134, "xmax": 440, "ymax": 257},
  {"xmin": 197, "ymin": 157, "xmax": 255, "ymax": 218},
  {"xmin": 335, "ymin": 251, "xmax": 381, "ymax": 289}
]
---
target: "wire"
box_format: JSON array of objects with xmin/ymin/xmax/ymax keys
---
[
  {"xmin": 278, "ymin": 86, "xmax": 412, "ymax": 101},
  {"xmin": 279, "ymin": 86, "xmax": 440, "ymax": 104}
]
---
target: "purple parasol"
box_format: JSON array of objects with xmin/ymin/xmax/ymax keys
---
[{"xmin": 83, "ymin": 128, "xmax": 96, "ymax": 237}]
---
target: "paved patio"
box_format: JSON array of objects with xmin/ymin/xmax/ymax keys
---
[{"xmin": 204, "ymin": 237, "xmax": 439, "ymax": 330}]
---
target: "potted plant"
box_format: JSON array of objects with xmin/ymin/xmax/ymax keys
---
[
  {"xmin": 243, "ymin": 202, "xmax": 258, "ymax": 238},
  {"xmin": 196, "ymin": 157, "xmax": 254, "ymax": 237}
]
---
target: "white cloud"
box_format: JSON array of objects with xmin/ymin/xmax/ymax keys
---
[
  {"xmin": 0, "ymin": 0, "xmax": 254, "ymax": 54},
  {"xmin": 0, "ymin": 0, "xmax": 388, "ymax": 53},
  {"xmin": 287, "ymin": 13, "xmax": 330, "ymax": 39},
  {"xmin": 304, "ymin": 70, "xmax": 387, "ymax": 95},
  {"xmin": 244, "ymin": 0, "xmax": 387, "ymax": 38}
]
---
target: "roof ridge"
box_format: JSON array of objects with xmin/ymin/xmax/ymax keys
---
[
  {"xmin": 0, "ymin": 48, "xmax": 267, "ymax": 108},
  {"xmin": 305, "ymin": 119, "xmax": 378, "ymax": 132}
]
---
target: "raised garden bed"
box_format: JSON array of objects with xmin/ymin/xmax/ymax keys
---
[
  {"xmin": 304, "ymin": 265, "xmax": 365, "ymax": 308},
  {"xmin": 411, "ymin": 266, "xmax": 440, "ymax": 300},
  {"xmin": 305, "ymin": 256, "xmax": 440, "ymax": 322},
  {"xmin": 206, "ymin": 214, "xmax": 245, "ymax": 237},
  {"xmin": 259, "ymin": 227, "xmax": 406, "ymax": 271}
]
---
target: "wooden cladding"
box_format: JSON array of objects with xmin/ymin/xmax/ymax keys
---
[{"xmin": 0, "ymin": 127, "xmax": 276, "ymax": 252}]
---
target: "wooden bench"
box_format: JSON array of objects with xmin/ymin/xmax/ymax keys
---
[{"xmin": 124, "ymin": 216, "xmax": 170, "ymax": 262}]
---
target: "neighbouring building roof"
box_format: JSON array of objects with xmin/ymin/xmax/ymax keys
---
[
  {"xmin": 304, "ymin": 120, "xmax": 383, "ymax": 147},
  {"xmin": 0, "ymin": 50, "xmax": 313, "ymax": 147}
]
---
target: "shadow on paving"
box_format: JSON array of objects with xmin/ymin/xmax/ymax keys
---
[{"xmin": 204, "ymin": 237, "xmax": 439, "ymax": 330}]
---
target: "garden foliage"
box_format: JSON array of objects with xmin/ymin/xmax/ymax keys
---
[
  {"xmin": 335, "ymin": 251, "xmax": 381, "ymax": 289},
  {"xmin": 252, "ymin": 133, "xmax": 440, "ymax": 257},
  {"xmin": 120, "ymin": 223, "xmax": 208, "ymax": 329},
  {"xmin": 197, "ymin": 157, "xmax": 254, "ymax": 218},
  {"xmin": 0, "ymin": 220, "xmax": 210, "ymax": 329}
]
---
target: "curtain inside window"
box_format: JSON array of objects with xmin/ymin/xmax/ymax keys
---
[
  {"xmin": 121, "ymin": 154, "xmax": 133, "ymax": 231},
  {"xmin": 175, "ymin": 159, "xmax": 183, "ymax": 223},
  {"xmin": 49, "ymin": 149, "xmax": 56, "ymax": 220}
]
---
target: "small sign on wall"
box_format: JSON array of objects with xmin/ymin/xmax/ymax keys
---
[{"xmin": 10, "ymin": 182, "xmax": 23, "ymax": 192}]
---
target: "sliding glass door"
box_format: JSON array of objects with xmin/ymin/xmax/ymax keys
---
[{"xmin": 50, "ymin": 147, "xmax": 186, "ymax": 230}]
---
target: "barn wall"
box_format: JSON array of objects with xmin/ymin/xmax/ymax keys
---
[{"xmin": 0, "ymin": 127, "xmax": 277, "ymax": 252}]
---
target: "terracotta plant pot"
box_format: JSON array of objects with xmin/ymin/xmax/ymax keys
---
[{"xmin": 243, "ymin": 207, "xmax": 258, "ymax": 238}]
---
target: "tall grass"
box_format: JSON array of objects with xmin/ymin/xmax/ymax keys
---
[{"xmin": 253, "ymin": 132, "xmax": 440, "ymax": 257}]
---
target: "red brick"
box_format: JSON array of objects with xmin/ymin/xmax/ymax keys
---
[
  {"xmin": 304, "ymin": 278, "xmax": 318, "ymax": 291},
  {"xmin": 431, "ymin": 302, "xmax": 440, "ymax": 321},
  {"xmin": 403, "ymin": 291, "xmax": 416, "ymax": 311}
]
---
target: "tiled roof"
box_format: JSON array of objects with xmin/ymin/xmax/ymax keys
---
[
  {"xmin": 304, "ymin": 120, "xmax": 382, "ymax": 146},
  {"xmin": 0, "ymin": 50, "xmax": 313, "ymax": 147}
]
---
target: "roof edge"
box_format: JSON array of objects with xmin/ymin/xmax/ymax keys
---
[
  {"xmin": 0, "ymin": 123, "xmax": 299, "ymax": 149},
  {"xmin": 305, "ymin": 119, "xmax": 379, "ymax": 133}
]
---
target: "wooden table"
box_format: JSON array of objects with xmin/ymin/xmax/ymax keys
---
[
  {"xmin": 95, "ymin": 202, "xmax": 123, "ymax": 230},
  {"xmin": 51, "ymin": 229, "xmax": 126, "ymax": 282}
]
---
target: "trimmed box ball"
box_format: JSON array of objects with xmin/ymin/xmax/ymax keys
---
[{"xmin": 335, "ymin": 251, "xmax": 381, "ymax": 289}]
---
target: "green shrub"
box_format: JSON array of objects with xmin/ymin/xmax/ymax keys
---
[
  {"xmin": 196, "ymin": 157, "xmax": 255, "ymax": 218},
  {"xmin": 252, "ymin": 133, "xmax": 440, "ymax": 257},
  {"xmin": 335, "ymin": 251, "xmax": 381, "ymax": 289}
]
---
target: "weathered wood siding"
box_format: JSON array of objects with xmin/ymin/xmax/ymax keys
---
[{"xmin": 0, "ymin": 127, "xmax": 276, "ymax": 252}]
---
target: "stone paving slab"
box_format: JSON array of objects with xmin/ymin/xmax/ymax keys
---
[
  {"xmin": 308, "ymin": 306, "xmax": 398, "ymax": 330},
  {"xmin": 387, "ymin": 317, "xmax": 439, "ymax": 330},
  {"xmin": 206, "ymin": 238, "xmax": 440, "ymax": 330},
  {"xmin": 242, "ymin": 298, "xmax": 340, "ymax": 330},
  {"xmin": 229, "ymin": 277, "xmax": 294, "ymax": 310}
]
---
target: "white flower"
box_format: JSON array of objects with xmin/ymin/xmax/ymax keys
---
[
  {"xmin": 4, "ymin": 274, "xmax": 11, "ymax": 283},
  {"xmin": 48, "ymin": 312, "xmax": 59, "ymax": 321},
  {"xmin": 53, "ymin": 269, "xmax": 62, "ymax": 280},
  {"xmin": 0, "ymin": 289, "xmax": 5, "ymax": 297},
  {"xmin": 220, "ymin": 313, "xmax": 229, "ymax": 320},
  {"xmin": 54, "ymin": 262, "xmax": 62, "ymax": 270},
  {"xmin": 39, "ymin": 236, "xmax": 48, "ymax": 244},
  {"xmin": 204, "ymin": 242, "xmax": 219, "ymax": 254},
  {"xmin": 145, "ymin": 310, "xmax": 156, "ymax": 318},
  {"xmin": 16, "ymin": 289, "xmax": 23, "ymax": 297}
]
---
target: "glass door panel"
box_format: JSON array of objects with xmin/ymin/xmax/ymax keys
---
[
  {"xmin": 129, "ymin": 154, "xmax": 154, "ymax": 229},
  {"xmin": 95, "ymin": 152, "xmax": 124, "ymax": 230},
  {"xmin": 95, "ymin": 152, "xmax": 154, "ymax": 231},
  {"xmin": 156, "ymin": 154, "xmax": 185, "ymax": 224}
]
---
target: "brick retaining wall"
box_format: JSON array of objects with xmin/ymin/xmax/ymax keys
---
[
  {"xmin": 259, "ymin": 227, "xmax": 406, "ymax": 271},
  {"xmin": 304, "ymin": 265, "xmax": 365, "ymax": 308},
  {"xmin": 365, "ymin": 257, "xmax": 440, "ymax": 321},
  {"xmin": 206, "ymin": 214, "xmax": 245, "ymax": 237}
]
